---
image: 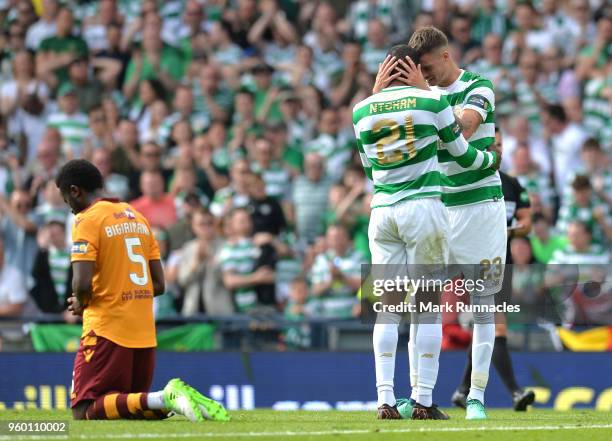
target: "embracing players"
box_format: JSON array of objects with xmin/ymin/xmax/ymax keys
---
[
  {"xmin": 374, "ymin": 26, "xmax": 507, "ymax": 420},
  {"xmin": 57, "ymin": 159, "xmax": 229, "ymax": 422},
  {"xmin": 354, "ymin": 44, "xmax": 500, "ymax": 420}
]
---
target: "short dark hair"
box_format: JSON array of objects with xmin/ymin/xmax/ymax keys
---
[
  {"xmin": 570, "ymin": 220, "xmax": 592, "ymax": 236},
  {"xmin": 582, "ymin": 137, "xmax": 601, "ymax": 151},
  {"xmin": 545, "ymin": 104, "xmax": 567, "ymax": 123},
  {"xmin": 408, "ymin": 26, "xmax": 449, "ymax": 57},
  {"xmin": 531, "ymin": 212, "xmax": 549, "ymax": 225},
  {"xmin": 387, "ymin": 44, "xmax": 421, "ymax": 68},
  {"xmin": 55, "ymin": 159, "xmax": 104, "ymax": 194},
  {"xmin": 571, "ymin": 175, "xmax": 591, "ymax": 191}
]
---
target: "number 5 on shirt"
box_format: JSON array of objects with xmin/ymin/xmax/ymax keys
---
[{"xmin": 124, "ymin": 237, "xmax": 148, "ymax": 286}]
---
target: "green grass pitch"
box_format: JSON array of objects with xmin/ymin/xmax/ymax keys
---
[{"xmin": 0, "ymin": 409, "xmax": 610, "ymax": 441}]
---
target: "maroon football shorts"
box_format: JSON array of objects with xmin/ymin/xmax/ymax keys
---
[{"xmin": 71, "ymin": 331, "xmax": 156, "ymax": 408}]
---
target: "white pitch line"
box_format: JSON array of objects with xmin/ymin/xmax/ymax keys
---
[{"xmin": 1, "ymin": 424, "xmax": 611, "ymax": 440}]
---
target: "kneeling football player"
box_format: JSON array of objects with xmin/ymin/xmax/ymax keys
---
[{"xmin": 57, "ymin": 159, "xmax": 229, "ymax": 422}]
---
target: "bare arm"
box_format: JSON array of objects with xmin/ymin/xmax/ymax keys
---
[
  {"xmin": 311, "ymin": 279, "xmax": 332, "ymax": 296},
  {"xmin": 457, "ymin": 109, "xmax": 482, "ymax": 141},
  {"xmin": 72, "ymin": 260, "xmax": 94, "ymax": 304},
  {"xmin": 91, "ymin": 57, "xmax": 123, "ymax": 89},
  {"xmin": 0, "ymin": 303, "xmax": 25, "ymax": 317},
  {"xmin": 247, "ymin": 11, "xmax": 275, "ymax": 46},
  {"xmin": 0, "ymin": 198, "xmax": 38, "ymax": 234},
  {"xmin": 222, "ymin": 267, "xmax": 274, "ymax": 290},
  {"xmin": 122, "ymin": 54, "xmax": 143, "ymax": 100},
  {"xmin": 149, "ymin": 259, "xmax": 165, "ymax": 296},
  {"xmin": 510, "ymin": 207, "xmax": 532, "ymax": 238}
]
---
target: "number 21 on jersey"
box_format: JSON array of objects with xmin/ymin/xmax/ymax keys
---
[{"xmin": 373, "ymin": 116, "xmax": 417, "ymax": 165}]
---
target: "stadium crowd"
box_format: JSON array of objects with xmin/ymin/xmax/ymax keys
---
[{"xmin": 0, "ymin": 0, "xmax": 609, "ymax": 338}]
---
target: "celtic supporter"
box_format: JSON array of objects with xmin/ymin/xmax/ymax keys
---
[{"xmin": 354, "ymin": 44, "xmax": 500, "ymax": 421}]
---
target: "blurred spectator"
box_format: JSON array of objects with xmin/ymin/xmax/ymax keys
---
[
  {"xmin": 158, "ymin": 84, "xmax": 208, "ymax": 148},
  {"xmin": 0, "ymin": 132, "xmax": 20, "ymax": 199},
  {"xmin": 564, "ymin": 138, "xmax": 612, "ymax": 207},
  {"xmin": 310, "ymin": 224, "xmax": 363, "ymax": 319},
  {"xmin": 361, "ymin": 19, "xmax": 388, "ymax": 75},
  {"xmin": 47, "ymin": 83, "xmax": 90, "ymax": 159},
  {"xmin": 25, "ymin": 0, "xmax": 60, "ymax": 51},
  {"xmin": 129, "ymin": 78, "xmax": 166, "ymax": 137},
  {"xmin": 330, "ymin": 40, "xmax": 365, "ymax": 107},
  {"xmin": 303, "ymin": 2, "xmax": 344, "ymax": 92},
  {"xmin": 93, "ymin": 23, "xmax": 128, "ymax": 90},
  {"xmin": 0, "ymin": 189, "xmax": 40, "ymax": 277},
  {"xmin": 292, "ymin": 153, "xmax": 331, "ymax": 244},
  {"xmin": 0, "ymin": 51, "xmax": 49, "ymax": 159},
  {"xmin": 30, "ymin": 219, "xmax": 70, "ymax": 314},
  {"xmin": 33, "ymin": 179, "xmax": 70, "ymax": 224},
  {"xmin": 207, "ymin": 20, "xmax": 244, "ymax": 66},
  {"xmin": 305, "ymin": 108, "xmax": 351, "ymax": 180},
  {"xmin": 66, "ymin": 56, "xmax": 103, "ymax": 112},
  {"xmin": 556, "ymin": 176, "xmax": 612, "ymax": 245},
  {"xmin": 470, "ymin": 0, "xmax": 510, "ymax": 43},
  {"xmin": 250, "ymin": 63, "xmax": 282, "ymax": 124},
  {"xmin": 539, "ymin": 46, "xmax": 580, "ymax": 107},
  {"xmin": 81, "ymin": 0, "xmax": 123, "ymax": 54},
  {"xmin": 0, "ymin": 235, "xmax": 27, "ymax": 317},
  {"xmin": 83, "ymin": 106, "xmax": 114, "ymax": 156},
  {"xmin": 514, "ymin": 50, "xmax": 546, "ymax": 132},
  {"xmin": 468, "ymin": 33, "xmax": 514, "ymax": 118},
  {"xmin": 251, "ymin": 137, "xmax": 290, "ymax": 201},
  {"xmin": 176, "ymin": 208, "xmax": 232, "ymax": 316},
  {"xmin": 167, "ymin": 192, "xmax": 200, "ymax": 252},
  {"xmin": 503, "ymin": 2, "xmax": 554, "ymax": 64},
  {"xmin": 151, "ymin": 227, "xmax": 178, "ymax": 319},
  {"xmin": 36, "ymin": 8, "xmax": 88, "ymax": 88},
  {"xmin": 107, "ymin": 120, "xmax": 136, "ymax": 178},
  {"xmin": 502, "ymin": 116, "xmax": 550, "ymax": 175},
  {"xmin": 551, "ymin": 221, "xmax": 610, "ymax": 264},
  {"xmin": 25, "ymin": 129, "xmax": 62, "ymax": 198},
  {"xmin": 122, "ymin": 23, "xmax": 184, "ymax": 102},
  {"xmin": 130, "ymin": 170, "xmax": 177, "ymax": 228},
  {"xmin": 224, "ymin": 0, "xmax": 258, "ymax": 50},
  {"xmin": 574, "ymin": 3, "xmax": 608, "ymax": 81},
  {"xmin": 248, "ymin": 0, "xmax": 298, "ymax": 67},
  {"xmin": 510, "ymin": 145, "xmax": 555, "ymax": 221},
  {"xmin": 195, "ymin": 64, "xmax": 232, "ymax": 123},
  {"xmin": 127, "ymin": 141, "xmax": 172, "ymax": 196},
  {"xmin": 247, "ymin": 173, "xmax": 286, "ymax": 235},
  {"xmin": 165, "ymin": 0, "xmax": 205, "ymax": 64},
  {"xmin": 449, "ymin": 13, "xmax": 481, "ymax": 65},
  {"xmin": 283, "ymin": 277, "xmax": 316, "ymax": 349},
  {"xmin": 220, "ymin": 208, "xmax": 275, "ymax": 313},
  {"xmin": 343, "ymin": 0, "xmax": 409, "ymax": 44},
  {"xmin": 542, "ymin": 104, "xmax": 588, "ymax": 198},
  {"xmin": 531, "ymin": 213, "xmax": 568, "ymax": 264},
  {"xmin": 91, "ymin": 148, "xmax": 129, "ymax": 201},
  {"xmin": 548, "ymin": 221, "xmax": 610, "ymax": 326},
  {"xmin": 210, "ymin": 159, "xmax": 251, "ymax": 218}
]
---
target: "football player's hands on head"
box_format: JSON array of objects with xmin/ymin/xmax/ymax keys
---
[
  {"xmin": 67, "ymin": 294, "xmax": 84, "ymax": 316},
  {"xmin": 372, "ymin": 55, "xmax": 400, "ymax": 94},
  {"xmin": 397, "ymin": 56, "xmax": 429, "ymax": 90}
]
